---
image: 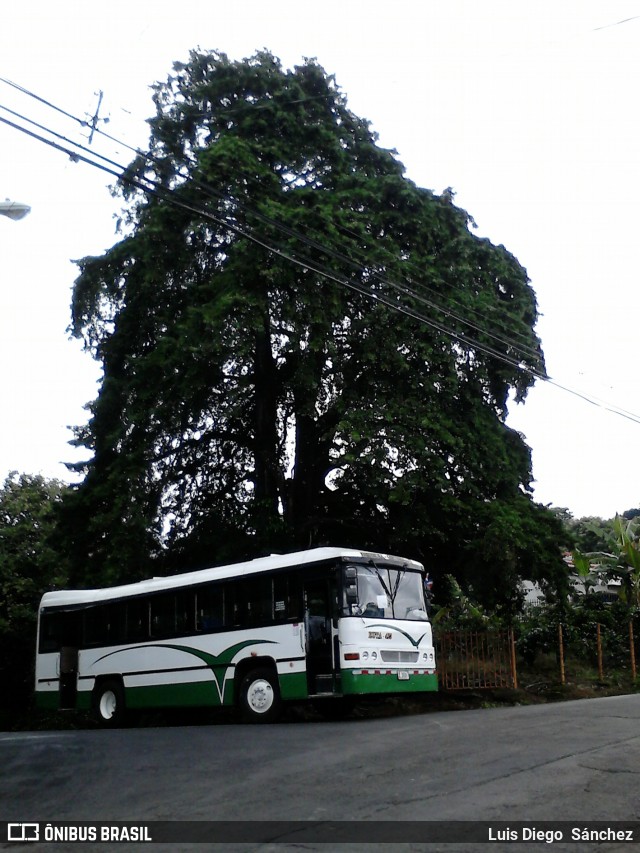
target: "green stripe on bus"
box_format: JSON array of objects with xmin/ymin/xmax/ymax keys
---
[
  {"xmin": 123, "ymin": 670, "xmax": 308, "ymax": 708},
  {"xmin": 278, "ymin": 670, "xmax": 308, "ymax": 700},
  {"xmin": 341, "ymin": 670, "xmax": 438, "ymax": 695},
  {"xmin": 125, "ymin": 679, "xmax": 229, "ymax": 709},
  {"xmin": 35, "ymin": 692, "xmax": 60, "ymax": 710},
  {"xmin": 54, "ymin": 665, "xmax": 308, "ymax": 713},
  {"xmin": 76, "ymin": 691, "xmax": 92, "ymax": 711}
]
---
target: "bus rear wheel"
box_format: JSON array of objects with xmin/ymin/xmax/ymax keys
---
[
  {"xmin": 93, "ymin": 679, "xmax": 126, "ymax": 727},
  {"xmin": 238, "ymin": 667, "xmax": 282, "ymax": 723}
]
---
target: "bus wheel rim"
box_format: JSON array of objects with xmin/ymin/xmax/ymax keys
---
[
  {"xmin": 99, "ymin": 690, "xmax": 117, "ymax": 719},
  {"xmin": 247, "ymin": 679, "xmax": 273, "ymax": 713}
]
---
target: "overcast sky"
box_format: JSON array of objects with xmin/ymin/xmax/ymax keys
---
[{"xmin": 1, "ymin": 0, "xmax": 640, "ymax": 520}]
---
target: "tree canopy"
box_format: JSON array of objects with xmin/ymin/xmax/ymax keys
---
[
  {"xmin": 0, "ymin": 473, "xmax": 69, "ymax": 723},
  {"xmin": 0, "ymin": 472, "xmax": 69, "ymax": 631},
  {"xmin": 62, "ymin": 49, "xmax": 566, "ymax": 601}
]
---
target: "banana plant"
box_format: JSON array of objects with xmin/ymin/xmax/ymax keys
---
[
  {"xmin": 570, "ymin": 549, "xmax": 600, "ymax": 597},
  {"xmin": 611, "ymin": 517, "xmax": 640, "ymax": 610}
]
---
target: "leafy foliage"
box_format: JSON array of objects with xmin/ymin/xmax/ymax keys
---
[
  {"xmin": 0, "ymin": 473, "xmax": 69, "ymax": 630},
  {"xmin": 62, "ymin": 50, "xmax": 562, "ymax": 601},
  {"xmin": 517, "ymin": 596, "xmax": 634, "ymax": 672},
  {"xmin": 566, "ymin": 514, "xmax": 612, "ymax": 554},
  {"xmin": 431, "ymin": 573, "xmax": 490, "ymax": 630},
  {"xmin": 610, "ymin": 517, "xmax": 640, "ymax": 609},
  {"xmin": 622, "ymin": 507, "xmax": 640, "ymax": 521},
  {"xmin": 0, "ymin": 473, "xmax": 70, "ymax": 724},
  {"xmin": 566, "ymin": 516, "xmax": 640, "ymax": 611}
]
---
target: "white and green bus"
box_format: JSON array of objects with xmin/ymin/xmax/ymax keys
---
[{"xmin": 35, "ymin": 547, "xmax": 437, "ymax": 724}]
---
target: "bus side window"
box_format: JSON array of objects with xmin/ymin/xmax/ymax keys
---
[
  {"xmin": 273, "ymin": 572, "xmax": 301, "ymax": 622},
  {"xmin": 39, "ymin": 612, "xmax": 61, "ymax": 653},
  {"xmin": 176, "ymin": 591, "xmax": 195, "ymax": 635},
  {"xmin": 84, "ymin": 605, "xmax": 108, "ymax": 646},
  {"xmin": 197, "ymin": 585, "xmax": 224, "ymax": 632},
  {"xmin": 39, "ymin": 611, "xmax": 80, "ymax": 653},
  {"xmin": 150, "ymin": 593, "xmax": 176, "ymax": 639},
  {"xmin": 84, "ymin": 603, "xmax": 126, "ymax": 647},
  {"xmin": 227, "ymin": 581, "xmax": 245, "ymax": 628},
  {"xmin": 126, "ymin": 599, "xmax": 150, "ymax": 642},
  {"xmin": 247, "ymin": 576, "xmax": 272, "ymax": 626},
  {"xmin": 39, "ymin": 611, "xmax": 71, "ymax": 654}
]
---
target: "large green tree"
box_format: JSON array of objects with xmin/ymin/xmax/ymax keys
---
[{"xmin": 63, "ymin": 50, "xmax": 565, "ymax": 600}]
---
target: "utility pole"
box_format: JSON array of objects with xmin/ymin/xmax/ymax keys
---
[{"xmin": 87, "ymin": 90, "xmax": 108, "ymax": 144}]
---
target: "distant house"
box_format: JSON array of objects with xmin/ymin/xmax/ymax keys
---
[
  {"xmin": 520, "ymin": 573, "xmax": 621, "ymax": 608},
  {"xmin": 569, "ymin": 573, "xmax": 621, "ymax": 603},
  {"xmin": 563, "ymin": 551, "xmax": 622, "ymax": 603},
  {"xmin": 521, "ymin": 580, "xmax": 545, "ymax": 607}
]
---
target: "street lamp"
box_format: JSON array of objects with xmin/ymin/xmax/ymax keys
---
[{"xmin": 0, "ymin": 199, "xmax": 31, "ymax": 221}]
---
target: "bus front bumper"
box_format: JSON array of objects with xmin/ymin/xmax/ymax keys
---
[{"xmin": 341, "ymin": 669, "xmax": 438, "ymax": 695}]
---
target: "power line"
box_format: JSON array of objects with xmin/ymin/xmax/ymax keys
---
[
  {"xmin": 0, "ymin": 103, "xmax": 544, "ymax": 372},
  {"xmin": 593, "ymin": 14, "xmax": 640, "ymax": 31},
  {"xmin": 0, "ymin": 75, "xmax": 85, "ymax": 127},
  {"xmin": 0, "ymin": 74, "xmax": 545, "ymax": 367},
  {"xmin": 0, "ymin": 106, "xmax": 542, "ymax": 383},
  {"xmin": 0, "ymin": 101, "xmax": 132, "ymax": 174},
  {"xmin": 3, "ymin": 84, "xmax": 640, "ymax": 426}
]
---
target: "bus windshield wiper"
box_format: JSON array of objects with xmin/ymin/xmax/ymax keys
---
[
  {"xmin": 366, "ymin": 562, "xmax": 392, "ymax": 602},
  {"xmin": 370, "ymin": 562, "xmax": 406, "ymax": 604},
  {"xmin": 390, "ymin": 566, "xmax": 406, "ymax": 604}
]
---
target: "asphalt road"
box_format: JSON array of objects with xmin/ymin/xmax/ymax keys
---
[{"xmin": 2, "ymin": 694, "xmax": 640, "ymax": 851}]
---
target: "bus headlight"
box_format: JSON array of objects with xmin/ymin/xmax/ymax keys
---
[
  {"xmin": 362, "ymin": 651, "xmax": 369, "ymax": 660},
  {"xmin": 371, "ymin": 651, "xmax": 378, "ymax": 661}
]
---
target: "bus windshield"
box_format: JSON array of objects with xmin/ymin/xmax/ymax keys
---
[{"xmin": 346, "ymin": 564, "xmax": 429, "ymax": 621}]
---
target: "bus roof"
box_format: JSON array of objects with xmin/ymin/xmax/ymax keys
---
[{"xmin": 39, "ymin": 547, "xmax": 424, "ymax": 609}]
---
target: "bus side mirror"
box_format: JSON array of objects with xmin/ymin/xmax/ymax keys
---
[{"xmin": 345, "ymin": 567, "xmax": 358, "ymax": 606}]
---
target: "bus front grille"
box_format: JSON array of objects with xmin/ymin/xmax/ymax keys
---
[{"xmin": 380, "ymin": 650, "xmax": 419, "ymax": 663}]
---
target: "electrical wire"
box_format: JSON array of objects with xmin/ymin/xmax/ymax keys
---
[
  {"xmin": 0, "ymin": 101, "xmax": 134, "ymax": 175},
  {"xmin": 0, "ymin": 74, "xmax": 545, "ymax": 367},
  {"xmin": 3, "ymin": 83, "xmax": 640, "ymax": 426},
  {"xmin": 0, "ymin": 106, "xmax": 544, "ymax": 385},
  {"xmin": 593, "ymin": 15, "xmax": 640, "ymax": 31}
]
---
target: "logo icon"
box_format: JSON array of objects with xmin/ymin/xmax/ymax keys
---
[{"xmin": 8, "ymin": 823, "xmax": 39, "ymax": 842}]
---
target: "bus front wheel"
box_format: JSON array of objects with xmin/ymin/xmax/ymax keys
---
[
  {"xmin": 93, "ymin": 679, "xmax": 126, "ymax": 727},
  {"xmin": 238, "ymin": 668, "xmax": 282, "ymax": 723}
]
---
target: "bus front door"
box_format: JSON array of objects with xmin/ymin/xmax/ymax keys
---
[{"xmin": 304, "ymin": 578, "xmax": 335, "ymax": 695}]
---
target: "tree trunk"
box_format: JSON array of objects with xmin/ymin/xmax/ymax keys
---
[{"xmin": 252, "ymin": 317, "xmax": 281, "ymax": 526}]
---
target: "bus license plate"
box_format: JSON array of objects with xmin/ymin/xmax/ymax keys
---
[{"xmin": 397, "ymin": 671, "xmax": 410, "ymax": 681}]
